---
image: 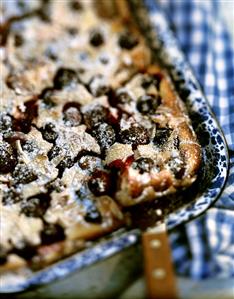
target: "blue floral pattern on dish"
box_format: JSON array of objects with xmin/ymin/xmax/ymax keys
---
[{"xmin": 1, "ymin": 231, "xmax": 140, "ymax": 293}]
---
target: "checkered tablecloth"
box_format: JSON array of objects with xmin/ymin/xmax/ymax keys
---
[{"xmin": 152, "ymin": 0, "xmax": 234, "ymax": 279}]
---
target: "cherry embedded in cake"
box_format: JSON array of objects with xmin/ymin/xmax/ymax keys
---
[{"xmin": 0, "ymin": 0, "xmax": 201, "ymax": 277}]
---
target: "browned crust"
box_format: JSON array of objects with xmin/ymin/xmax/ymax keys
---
[
  {"xmin": 115, "ymin": 67, "xmax": 201, "ymax": 206},
  {"xmin": 33, "ymin": 218, "xmax": 123, "ymax": 269},
  {"xmin": 0, "ymin": 196, "xmax": 125, "ymax": 272},
  {"xmin": 180, "ymin": 143, "xmax": 201, "ymax": 176},
  {"xmin": 0, "ymin": 219, "xmax": 124, "ymax": 273},
  {"xmin": 159, "ymin": 72, "xmax": 201, "ymax": 173},
  {"xmin": 160, "ymin": 78, "xmax": 184, "ymax": 116}
]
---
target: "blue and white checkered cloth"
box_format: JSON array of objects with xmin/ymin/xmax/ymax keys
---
[{"xmin": 154, "ymin": 0, "xmax": 234, "ymax": 279}]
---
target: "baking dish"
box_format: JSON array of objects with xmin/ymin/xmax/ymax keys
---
[{"xmin": 0, "ymin": 0, "xmax": 229, "ymax": 295}]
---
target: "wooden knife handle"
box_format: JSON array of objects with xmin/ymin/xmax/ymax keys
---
[{"xmin": 142, "ymin": 224, "xmax": 178, "ymax": 299}]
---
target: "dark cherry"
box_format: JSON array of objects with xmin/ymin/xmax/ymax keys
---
[
  {"xmin": 118, "ymin": 31, "xmax": 139, "ymax": 50},
  {"xmin": 41, "ymin": 223, "xmax": 65, "ymax": 245},
  {"xmin": 0, "ymin": 21, "xmax": 10, "ymax": 47},
  {"xmin": 108, "ymin": 155, "xmax": 134, "ymax": 172},
  {"xmin": 174, "ymin": 167, "xmax": 185, "ymax": 179},
  {"xmin": 13, "ymin": 245, "xmax": 37, "ymax": 260},
  {"xmin": 119, "ymin": 125, "xmax": 150, "ymax": 146},
  {"xmin": 0, "ymin": 141, "xmax": 17, "ymax": 174},
  {"xmin": 21, "ymin": 193, "xmax": 51, "ymax": 218},
  {"xmin": 2, "ymin": 187, "xmax": 22, "ymax": 205},
  {"xmin": 22, "ymin": 140, "xmax": 38, "ymax": 153},
  {"xmin": 40, "ymin": 87, "xmax": 56, "ymax": 108},
  {"xmin": 136, "ymin": 94, "xmax": 161, "ymax": 115},
  {"xmin": 63, "ymin": 102, "xmax": 82, "ymax": 127},
  {"xmin": 13, "ymin": 99, "xmax": 38, "ymax": 133},
  {"xmin": 57, "ymin": 155, "xmax": 74, "ymax": 177},
  {"xmin": 132, "ymin": 157, "xmax": 155, "ymax": 174},
  {"xmin": 41, "ymin": 123, "xmax": 58, "ymax": 143},
  {"xmin": 48, "ymin": 145, "xmax": 63, "ymax": 161},
  {"xmin": 83, "ymin": 105, "xmax": 108, "ymax": 129},
  {"xmin": 89, "ymin": 29, "xmax": 104, "ymax": 47},
  {"xmin": 24, "ymin": 99, "xmax": 38, "ymax": 120},
  {"xmin": 0, "ymin": 112, "xmax": 13, "ymax": 133},
  {"xmin": 88, "ymin": 170, "xmax": 111, "ymax": 196},
  {"xmin": 84, "ymin": 206, "xmax": 102, "ymax": 223},
  {"xmin": 14, "ymin": 33, "xmax": 24, "ymax": 47},
  {"xmin": 13, "ymin": 164, "xmax": 37, "ymax": 184},
  {"xmin": 69, "ymin": 0, "xmax": 83, "ymax": 11},
  {"xmin": 53, "ymin": 68, "xmax": 78, "ymax": 89},
  {"xmin": 92, "ymin": 123, "xmax": 116, "ymax": 151},
  {"xmin": 75, "ymin": 189, "xmax": 102, "ymax": 223},
  {"xmin": 14, "ymin": 99, "xmax": 38, "ymax": 133},
  {"xmin": 0, "ymin": 246, "xmax": 7, "ymax": 265},
  {"xmin": 13, "ymin": 118, "xmax": 31, "ymax": 134},
  {"xmin": 108, "ymin": 89, "xmax": 132, "ymax": 107},
  {"xmin": 153, "ymin": 128, "xmax": 173, "ymax": 148},
  {"xmin": 89, "ymin": 75, "xmax": 110, "ymax": 97}
]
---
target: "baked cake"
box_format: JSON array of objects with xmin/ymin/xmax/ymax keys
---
[{"xmin": 0, "ymin": 0, "xmax": 201, "ymax": 276}]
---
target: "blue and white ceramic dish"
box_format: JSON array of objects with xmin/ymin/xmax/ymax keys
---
[{"xmin": 1, "ymin": 0, "xmax": 229, "ymax": 294}]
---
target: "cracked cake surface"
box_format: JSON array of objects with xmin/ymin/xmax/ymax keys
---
[{"xmin": 0, "ymin": 0, "xmax": 201, "ymax": 277}]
